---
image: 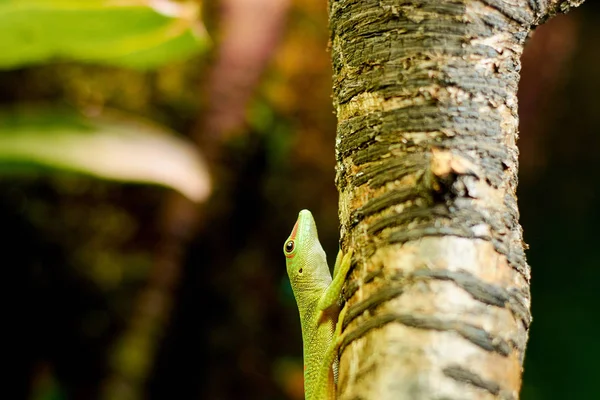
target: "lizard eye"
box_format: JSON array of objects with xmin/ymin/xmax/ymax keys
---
[{"xmin": 285, "ymin": 240, "xmax": 295, "ymax": 253}]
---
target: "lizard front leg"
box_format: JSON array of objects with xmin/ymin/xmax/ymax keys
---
[{"xmin": 318, "ymin": 248, "xmax": 354, "ymax": 312}]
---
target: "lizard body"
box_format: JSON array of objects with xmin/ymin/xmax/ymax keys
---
[{"xmin": 283, "ymin": 209, "xmax": 353, "ymax": 400}]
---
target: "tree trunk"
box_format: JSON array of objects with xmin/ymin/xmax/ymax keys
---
[{"xmin": 330, "ymin": 0, "xmax": 584, "ymax": 399}]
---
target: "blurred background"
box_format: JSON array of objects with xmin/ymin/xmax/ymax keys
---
[{"xmin": 3, "ymin": 1, "xmax": 597, "ymax": 399}]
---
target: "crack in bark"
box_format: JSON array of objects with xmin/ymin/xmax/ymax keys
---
[
  {"xmin": 342, "ymin": 268, "xmax": 531, "ymax": 339},
  {"xmin": 350, "ymin": 152, "xmax": 430, "ymax": 187},
  {"xmin": 343, "ymin": 285, "xmax": 405, "ymax": 330},
  {"xmin": 344, "ymin": 269, "xmax": 383, "ymax": 300},
  {"xmin": 351, "ymin": 186, "xmax": 428, "ymax": 223},
  {"xmin": 339, "ymin": 313, "xmax": 513, "ymax": 356},
  {"xmin": 443, "ymin": 365, "xmax": 516, "ymax": 399},
  {"xmin": 412, "ymin": 268, "xmax": 532, "ymax": 329},
  {"xmin": 337, "ymin": 105, "xmax": 506, "ymax": 158}
]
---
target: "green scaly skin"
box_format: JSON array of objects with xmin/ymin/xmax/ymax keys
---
[{"xmin": 283, "ymin": 209, "xmax": 354, "ymax": 400}]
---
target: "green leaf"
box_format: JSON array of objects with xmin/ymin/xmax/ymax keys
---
[
  {"xmin": 0, "ymin": 106, "xmax": 211, "ymax": 202},
  {"xmin": 0, "ymin": 0, "xmax": 210, "ymax": 69}
]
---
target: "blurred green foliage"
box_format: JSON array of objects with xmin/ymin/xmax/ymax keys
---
[
  {"xmin": 0, "ymin": 0, "xmax": 209, "ymax": 70},
  {"xmin": 0, "ymin": 106, "xmax": 210, "ymax": 201},
  {"xmin": 0, "ymin": 0, "xmax": 209, "ymax": 201}
]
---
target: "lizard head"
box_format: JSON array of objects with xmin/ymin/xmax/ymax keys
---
[{"xmin": 283, "ymin": 209, "xmax": 330, "ymax": 289}]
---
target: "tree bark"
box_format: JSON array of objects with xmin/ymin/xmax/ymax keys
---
[{"xmin": 330, "ymin": 0, "xmax": 584, "ymax": 399}]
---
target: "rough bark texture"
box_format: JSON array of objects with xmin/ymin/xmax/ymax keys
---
[{"xmin": 329, "ymin": 0, "xmax": 584, "ymax": 399}]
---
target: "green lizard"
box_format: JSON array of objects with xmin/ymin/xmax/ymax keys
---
[{"xmin": 283, "ymin": 209, "xmax": 354, "ymax": 400}]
